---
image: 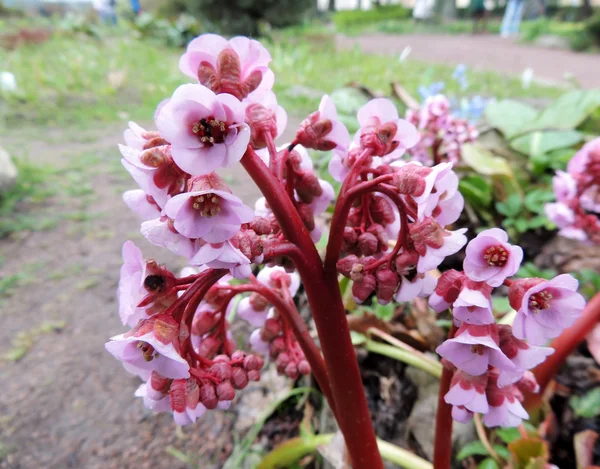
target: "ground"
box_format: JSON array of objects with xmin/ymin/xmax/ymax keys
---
[
  {"xmin": 337, "ymin": 34, "xmax": 600, "ymax": 89},
  {"xmin": 0, "ymin": 31, "xmax": 598, "ymax": 469}
]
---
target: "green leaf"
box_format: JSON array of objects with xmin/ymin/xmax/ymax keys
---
[
  {"xmin": 492, "ymin": 296, "xmax": 513, "ymax": 314},
  {"xmin": 462, "ymin": 143, "xmax": 514, "ymax": 177},
  {"xmin": 570, "ymin": 387, "xmax": 600, "ymax": 418},
  {"xmin": 513, "ymin": 218, "xmax": 529, "ymax": 233},
  {"xmin": 373, "ymin": 302, "xmax": 395, "ymax": 321},
  {"xmin": 510, "ymin": 130, "xmax": 583, "ymax": 156},
  {"xmin": 484, "ymin": 100, "xmax": 538, "ymax": 138},
  {"xmin": 524, "ymin": 189, "xmax": 555, "ymax": 214},
  {"xmin": 350, "ymin": 331, "xmax": 367, "ymax": 346},
  {"xmin": 496, "ymin": 194, "xmax": 523, "ymax": 217},
  {"xmin": 459, "ymin": 175, "xmax": 492, "ymax": 208},
  {"xmin": 530, "ymin": 89, "xmax": 600, "ymax": 131},
  {"xmin": 508, "ymin": 438, "xmax": 549, "ymax": 469},
  {"xmin": 493, "ymin": 444, "xmax": 511, "ymax": 460},
  {"xmin": 457, "ymin": 441, "xmax": 490, "ymax": 460},
  {"xmin": 479, "ymin": 458, "xmax": 499, "ymax": 469}
]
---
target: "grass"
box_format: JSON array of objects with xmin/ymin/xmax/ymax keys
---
[{"xmin": 1, "ymin": 320, "xmax": 66, "ymax": 361}]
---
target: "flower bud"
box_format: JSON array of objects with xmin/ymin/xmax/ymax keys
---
[
  {"xmin": 216, "ymin": 380, "xmax": 235, "ymax": 401},
  {"xmin": 246, "ymin": 103, "xmax": 277, "ymax": 149},
  {"xmin": 392, "ymin": 164, "xmax": 430, "ymax": 196},
  {"xmin": 410, "ymin": 217, "xmax": 445, "ymax": 255},
  {"xmin": 298, "ymin": 360, "xmax": 311, "ymax": 375},
  {"xmin": 197, "ymin": 336, "xmax": 221, "ymax": 359},
  {"xmin": 148, "ymin": 371, "xmax": 171, "ymax": 400},
  {"xmin": 358, "ymin": 232, "xmax": 379, "ymax": 256},
  {"xmin": 376, "ymin": 268, "xmax": 400, "ymax": 305},
  {"xmin": 336, "ymin": 254, "xmax": 359, "ymax": 278},
  {"xmin": 367, "ymin": 223, "xmax": 388, "ymax": 249},
  {"xmin": 231, "ymin": 367, "xmax": 249, "ymax": 390},
  {"xmin": 276, "ymin": 352, "xmax": 290, "ymax": 372},
  {"xmin": 192, "ymin": 311, "xmax": 218, "ymax": 336},
  {"xmin": 262, "ymin": 318, "xmax": 282, "ymax": 341},
  {"xmin": 296, "ymin": 112, "xmax": 336, "ymax": 151},
  {"xmin": 352, "ymin": 273, "xmax": 377, "ymax": 303},
  {"xmin": 343, "ymin": 227, "xmax": 358, "ymax": 246},
  {"xmin": 243, "ymin": 355, "xmax": 262, "ymax": 371},
  {"xmin": 295, "ymin": 172, "xmax": 322, "ymax": 204},
  {"xmin": 370, "ymin": 196, "xmax": 396, "ymax": 226},
  {"xmin": 249, "ymin": 293, "xmax": 269, "ymax": 312},
  {"xmin": 249, "ymin": 216, "xmax": 272, "ymax": 235},
  {"xmin": 285, "ymin": 363, "xmax": 299, "ymax": 380},
  {"xmin": 297, "ymin": 203, "xmax": 316, "ymax": 231},
  {"xmin": 394, "ymin": 250, "xmax": 420, "ymax": 275},
  {"xmin": 208, "ymin": 361, "xmax": 232, "ymax": 380},
  {"xmin": 247, "ymin": 369, "xmax": 261, "ymax": 381},
  {"xmin": 269, "ymin": 336, "xmax": 286, "ymax": 357},
  {"xmin": 200, "ymin": 383, "xmax": 218, "ymax": 409}
]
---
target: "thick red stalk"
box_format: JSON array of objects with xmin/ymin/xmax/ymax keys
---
[
  {"xmin": 241, "ymin": 148, "xmax": 384, "ymax": 469},
  {"xmin": 433, "ymin": 325, "xmax": 456, "ymax": 469},
  {"xmin": 524, "ymin": 291, "xmax": 600, "ymax": 409}
]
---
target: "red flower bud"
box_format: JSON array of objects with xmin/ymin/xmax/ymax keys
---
[
  {"xmin": 208, "ymin": 361, "xmax": 232, "ymax": 380},
  {"xmin": 285, "ymin": 363, "xmax": 299, "ymax": 380},
  {"xmin": 200, "ymin": 383, "xmax": 218, "ymax": 409},
  {"xmin": 352, "ymin": 273, "xmax": 377, "ymax": 303},
  {"xmin": 358, "ymin": 232, "xmax": 379, "ymax": 256},
  {"xmin": 246, "ymin": 103, "xmax": 277, "ymax": 149},
  {"xmin": 216, "ymin": 380, "xmax": 235, "ymax": 401},
  {"xmin": 376, "ymin": 268, "xmax": 400, "ymax": 304},
  {"xmin": 231, "ymin": 367, "xmax": 249, "ymax": 390},
  {"xmin": 247, "ymin": 369, "xmax": 261, "ymax": 381},
  {"xmin": 298, "ymin": 360, "xmax": 311, "ymax": 375},
  {"xmin": 249, "ymin": 216, "xmax": 272, "ymax": 235},
  {"xmin": 297, "ymin": 203, "xmax": 316, "ymax": 231},
  {"xmin": 336, "ymin": 254, "xmax": 359, "ymax": 277}
]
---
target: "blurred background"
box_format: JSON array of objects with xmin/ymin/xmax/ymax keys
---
[{"xmin": 1, "ymin": 0, "xmax": 600, "ymax": 468}]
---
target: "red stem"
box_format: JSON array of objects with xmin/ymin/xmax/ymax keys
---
[
  {"xmin": 219, "ymin": 282, "xmax": 337, "ymax": 417},
  {"xmin": 433, "ymin": 324, "xmax": 457, "ymax": 469},
  {"xmin": 241, "ymin": 147, "xmax": 384, "ymax": 469},
  {"xmin": 524, "ymin": 291, "xmax": 600, "ymax": 409}
]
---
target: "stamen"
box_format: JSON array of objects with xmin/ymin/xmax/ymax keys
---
[
  {"xmin": 528, "ymin": 290, "xmax": 553, "ymax": 313},
  {"xmin": 192, "ymin": 193, "xmax": 221, "ymax": 218},
  {"xmin": 483, "ymin": 245, "xmax": 509, "ymax": 267}
]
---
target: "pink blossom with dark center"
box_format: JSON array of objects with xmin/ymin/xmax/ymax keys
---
[
  {"xmin": 356, "ymin": 98, "xmax": 419, "ymax": 157},
  {"xmin": 444, "ymin": 371, "xmax": 489, "ymax": 414},
  {"xmin": 105, "ymin": 315, "xmax": 189, "ymax": 380},
  {"xmin": 179, "ymin": 34, "xmax": 274, "ymax": 101},
  {"xmin": 295, "ymin": 95, "xmax": 350, "ymax": 151},
  {"xmin": 436, "ymin": 324, "xmax": 516, "ymax": 376},
  {"xmin": 156, "ymin": 84, "xmax": 250, "ymax": 176},
  {"xmin": 463, "ymin": 228, "xmax": 523, "ymax": 287},
  {"xmin": 509, "ymin": 274, "xmax": 586, "ymax": 346},
  {"xmin": 163, "ymin": 179, "xmax": 254, "ymax": 242}
]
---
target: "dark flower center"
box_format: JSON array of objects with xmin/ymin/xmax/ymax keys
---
[
  {"xmin": 137, "ymin": 341, "xmax": 158, "ymax": 362},
  {"xmin": 483, "ymin": 245, "xmax": 509, "ymax": 267},
  {"xmin": 192, "ymin": 117, "xmax": 227, "ymax": 145},
  {"xmin": 470, "ymin": 344, "xmax": 485, "ymax": 355},
  {"xmin": 144, "ymin": 274, "xmax": 165, "ymax": 292},
  {"xmin": 528, "ymin": 290, "xmax": 553, "ymax": 313},
  {"xmin": 192, "ymin": 193, "xmax": 222, "ymax": 217}
]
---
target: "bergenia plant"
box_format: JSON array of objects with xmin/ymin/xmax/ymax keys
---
[{"xmin": 106, "ymin": 33, "xmax": 590, "ymax": 468}]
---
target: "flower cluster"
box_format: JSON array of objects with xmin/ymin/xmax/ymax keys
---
[
  {"xmin": 432, "ymin": 229, "xmax": 585, "ymax": 427},
  {"xmin": 545, "ymin": 137, "xmax": 600, "ymax": 245},
  {"xmin": 406, "ymin": 94, "xmax": 478, "ymax": 166}
]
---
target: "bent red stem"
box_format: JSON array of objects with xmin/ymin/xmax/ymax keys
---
[
  {"xmin": 241, "ymin": 148, "xmax": 384, "ymax": 469},
  {"xmin": 433, "ymin": 324, "xmax": 456, "ymax": 469},
  {"xmin": 524, "ymin": 291, "xmax": 600, "ymax": 409}
]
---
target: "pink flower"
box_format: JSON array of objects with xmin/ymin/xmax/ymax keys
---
[
  {"xmin": 483, "ymin": 374, "xmax": 528, "ymax": 428},
  {"xmin": 257, "ymin": 266, "xmax": 301, "ymax": 296},
  {"xmin": 463, "ymin": 228, "xmax": 523, "ymax": 287},
  {"xmin": 452, "ymin": 280, "xmax": 495, "ymax": 325},
  {"xmin": 552, "ymin": 170, "xmax": 577, "ymax": 202},
  {"xmin": 163, "ymin": 184, "xmax": 254, "ymax": 242},
  {"xmin": 120, "ymin": 144, "xmax": 187, "ymax": 208},
  {"xmin": 191, "ymin": 241, "xmax": 251, "ymax": 279},
  {"xmin": 141, "ymin": 217, "xmax": 199, "ymax": 260},
  {"xmin": 179, "ymin": 34, "xmax": 274, "ymax": 101},
  {"xmin": 156, "ymin": 84, "xmax": 250, "ymax": 176},
  {"xmin": 544, "ymin": 202, "xmax": 575, "ymax": 230},
  {"xmin": 237, "ymin": 297, "xmax": 269, "ymax": 327},
  {"xmin": 497, "ymin": 325, "xmax": 553, "ymax": 387},
  {"xmin": 445, "ymin": 371, "xmax": 489, "ymax": 414},
  {"xmin": 356, "ymin": 98, "xmax": 419, "ymax": 157},
  {"xmin": 424, "ymin": 170, "xmax": 464, "ymax": 227},
  {"xmin": 295, "ymin": 95, "xmax": 350, "ymax": 151},
  {"xmin": 328, "ymin": 147, "xmax": 356, "ymax": 183},
  {"xmin": 410, "ymin": 217, "xmax": 467, "ymax": 273},
  {"xmin": 118, "ymin": 241, "xmax": 176, "ymax": 327},
  {"xmin": 394, "ymin": 273, "xmax": 436, "ymax": 302},
  {"xmin": 123, "ymin": 189, "xmax": 161, "ymax": 221},
  {"xmin": 509, "ymin": 274, "xmax": 586, "ymax": 346},
  {"xmin": 250, "ymin": 328, "xmax": 270, "ymax": 356},
  {"xmin": 567, "ymin": 137, "xmax": 600, "ymax": 175},
  {"xmin": 436, "ymin": 324, "xmax": 516, "ymax": 376},
  {"xmin": 135, "ymin": 381, "xmax": 171, "ymax": 413},
  {"xmin": 452, "ymin": 405, "xmax": 474, "ymax": 423},
  {"xmin": 105, "ymin": 315, "xmax": 189, "ymax": 380}
]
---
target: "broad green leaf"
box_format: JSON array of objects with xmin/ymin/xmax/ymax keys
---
[
  {"xmin": 457, "ymin": 441, "xmax": 490, "ymax": 460},
  {"xmin": 496, "ymin": 194, "xmax": 523, "ymax": 217},
  {"xmin": 530, "ymin": 89, "xmax": 600, "ymax": 131},
  {"xmin": 517, "ymin": 262, "xmax": 556, "ymax": 280},
  {"xmin": 524, "ymin": 189, "xmax": 555, "ymax": 214},
  {"xmin": 492, "ymin": 296, "xmax": 512, "ymax": 314},
  {"xmin": 374, "ymin": 302, "xmax": 395, "ymax": 321},
  {"xmin": 459, "ymin": 175, "xmax": 492, "ymax": 208},
  {"xmin": 513, "ymin": 218, "xmax": 529, "ymax": 233},
  {"xmin": 485, "ymin": 100, "xmax": 538, "ymax": 138},
  {"xmin": 479, "ymin": 458, "xmax": 499, "ymax": 469},
  {"xmin": 510, "ymin": 130, "xmax": 583, "ymax": 156},
  {"xmin": 570, "ymin": 387, "xmax": 600, "ymax": 418},
  {"xmin": 493, "ymin": 444, "xmax": 511, "ymax": 460},
  {"xmin": 462, "ymin": 143, "xmax": 513, "ymax": 177}
]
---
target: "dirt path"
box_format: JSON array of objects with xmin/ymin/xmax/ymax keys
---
[
  {"xmin": 0, "ymin": 120, "xmax": 298, "ymax": 469},
  {"xmin": 337, "ymin": 34, "xmax": 600, "ymax": 88}
]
